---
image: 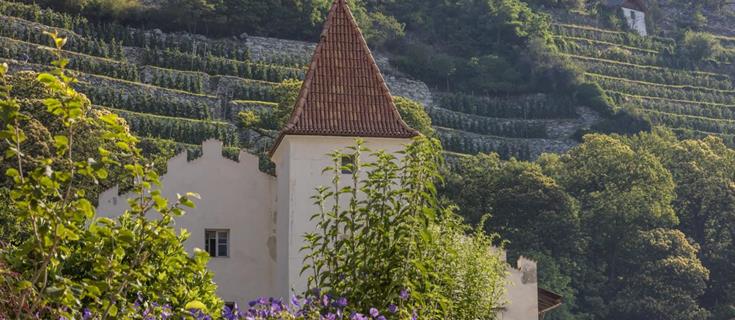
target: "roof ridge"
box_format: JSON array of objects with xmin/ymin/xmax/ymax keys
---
[{"xmin": 271, "ymin": 0, "xmax": 418, "ymax": 155}]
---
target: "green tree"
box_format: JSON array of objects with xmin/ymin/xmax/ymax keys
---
[
  {"xmin": 628, "ymin": 130, "xmax": 735, "ymax": 318},
  {"xmin": 609, "ymin": 229, "xmax": 710, "ymax": 320},
  {"xmin": 0, "ymin": 33, "xmax": 220, "ymax": 318},
  {"xmin": 680, "ymin": 31, "xmax": 723, "ymax": 61},
  {"xmin": 444, "ymin": 153, "xmax": 582, "ymax": 318},
  {"xmin": 159, "ymin": 0, "xmax": 216, "ymax": 33},
  {"xmin": 541, "ymin": 134, "xmax": 679, "ymax": 318},
  {"xmin": 446, "ymin": 154, "xmax": 581, "ymax": 258},
  {"xmin": 393, "ymin": 96, "xmax": 434, "ymax": 136}
]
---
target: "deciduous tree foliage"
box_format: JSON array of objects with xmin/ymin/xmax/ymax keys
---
[
  {"xmin": 0, "ymin": 33, "xmax": 221, "ymax": 319},
  {"xmin": 444, "ymin": 132, "xmax": 717, "ymax": 320},
  {"xmin": 610, "ymin": 228, "xmax": 710, "ymax": 320},
  {"xmin": 626, "ymin": 130, "xmax": 735, "ymax": 319},
  {"xmin": 393, "ymin": 96, "xmax": 435, "ymax": 137}
]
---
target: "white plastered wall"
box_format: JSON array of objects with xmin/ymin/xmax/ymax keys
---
[
  {"xmin": 500, "ymin": 257, "xmax": 540, "ymax": 320},
  {"xmin": 97, "ymin": 140, "xmax": 277, "ymax": 306},
  {"xmin": 95, "ymin": 137, "xmax": 542, "ymax": 317},
  {"xmin": 270, "ymin": 135, "xmax": 412, "ymax": 299},
  {"xmin": 622, "ymin": 7, "xmax": 647, "ymax": 36}
]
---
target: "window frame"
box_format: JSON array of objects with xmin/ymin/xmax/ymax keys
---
[{"xmin": 205, "ymin": 229, "xmax": 230, "ymax": 258}]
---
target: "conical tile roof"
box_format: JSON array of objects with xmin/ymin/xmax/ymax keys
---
[{"xmin": 271, "ymin": 0, "xmax": 418, "ymax": 153}]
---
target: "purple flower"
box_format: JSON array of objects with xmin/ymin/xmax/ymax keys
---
[
  {"xmin": 388, "ymin": 304, "xmax": 398, "ymax": 314},
  {"xmin": 399, "ymin": 289, "xmax": 409, "ymax": 301},
  {"xmin": 335, "ymin": 297, "xmax": 348, "ymax": 308},
  {"xmin": 271, "ymin": 301, "xmax": 283, "ymax": 313},
  {"xmin": 350, "ymin": 313, "xmax": 367, "ymax": 320},
  {"xmin": 369, "ymin": 308, "xmax": 380, "ymax": 317},
  {"xmin": 82, "ymin": 308, "xmax": 92, "ymax": 320},
  {"xmin": 223, "ymin": 304, "xmax": 240, "ymax": 320},
  {"xmin": 322, "ymin": 295, "xmax": 331, "ymax": 307},
  {"xmin": 291, "ymin": 295, "xmax": 302, "ymax": 307},
  {"xmin": 377, "ymin": 316, "xmax": 386, "ymax": 320}
]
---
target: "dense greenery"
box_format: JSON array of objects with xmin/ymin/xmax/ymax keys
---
[
  {"xmin": 1, "ymin": 2, "xmax": 735, "ymax": 319},
  {"xmin": 551, "ymin": 15, "xmax": 735, "ymax": 146},
  {"xmin": 304, "ymin": 138, "xmax": 506, "ymax": 319},
  {"xmin": 444, "ymin": 129, "xmax": 735, "ymax": 320},
  {"xmin": 0, "ymin": 35, "xmax": 220, "ymax": 318},
  {"xmin": 393, "ymin": 96, "xmax": 435, "ymax": 137}
]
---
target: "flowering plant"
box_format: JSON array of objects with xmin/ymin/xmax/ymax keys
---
[
  {"xmin": 190, "ymin": 292, "xmax": 415, "ymax": 320},
  {"xmin": 72, "ymin": 291, "xmax": 415, "ymax": 320}
]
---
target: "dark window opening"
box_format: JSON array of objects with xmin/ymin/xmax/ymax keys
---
[{"xmin": 205, "ymin": 229, "xmax": 229, "ymax": 257}]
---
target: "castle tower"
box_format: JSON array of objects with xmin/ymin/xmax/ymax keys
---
[{"xmin": 269, "ymin": 0, "xmax": 418, "ymax": 298}]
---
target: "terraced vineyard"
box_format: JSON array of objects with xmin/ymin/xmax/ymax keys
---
[
  {"xmin": 429, "ymin": 92, "xmax": 597, "ymax": 159},
  {"xmin": 0, "ymin": 0, "xmax": 602, "ymax": 162},
  {"xmin": 0, "ymin": 0, "xmax": 305, "ymax": 168},
  {"xmin": 552, "ymin": 22, "xmax": 735, "ymax": 144}
]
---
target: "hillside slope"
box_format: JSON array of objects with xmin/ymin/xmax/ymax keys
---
[
  {"xmin": 0, "ymin": 0, "xmax": 605, "ymax": 163},
  {"xmin": 0, "ymin": 1, "xmax": 422, "ymax": 165},
  {"xmin": 4, "ymin": 0, "xmax": 735, "ymax": 164},
  {"xmin": 551, "ymin": 13, "xmax": 735, "ymax": 145}
]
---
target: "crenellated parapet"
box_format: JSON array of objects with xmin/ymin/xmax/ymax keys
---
[{"xmin": 98, "ymin": 139, "xmax": 272, "ymax": 210}]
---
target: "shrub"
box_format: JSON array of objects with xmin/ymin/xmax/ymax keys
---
[
  {"xmin": 681, "ymin": 31, "xmax": 723, "ymax": 61},
  {"xmin": 0, "ymin": 32, "xmax": 221, "ymax": 319},
  {"xmin": 302, "ymin": 138, "xmax": 507, "ymax": 319},
  {"xmin": 574, "ymin": 82, "xmax": 616, "ymax": 116},
  {"xmin": 393, "ymin": 96, "xmax": 434, "ymax": 136}
]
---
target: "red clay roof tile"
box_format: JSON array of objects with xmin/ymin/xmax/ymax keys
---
[{"xmin": 271, "ymin": 0, "xmax": 418, "ymax": 153}]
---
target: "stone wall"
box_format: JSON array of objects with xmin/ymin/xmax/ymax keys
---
[
  {"xmin": 246, "ymin": 36, "xmax": 314, "ymax": 66},
  {"xmin": 436, "ymin": 126, "xmax": 577, "ymax": 159}
]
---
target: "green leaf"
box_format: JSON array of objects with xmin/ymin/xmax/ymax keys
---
[
  {"xmin": 96, "ymin": 217, "xmax": 115, "ymax": 226},
  {"xmin": 56, "ymin": 224, "xmax": 80, "ymax": 241},
  {"xmin": 96, "ymin": 168, "xmax": 108, "ymax": 180},
  {"xmin": 152, "ymin": 194, "xmax": 167, "ymax": 209},
  {"xmin": 108, "ymin": 305, "xmax": 118, "ymax": 317},
  {"xmin": 36, "ymin": 73, "xmax": 56, "ymax": 84},
  {"xmin": 118, "ymin": 230, "xmax": 134, "ymax": 243},
  {"xmin": 185, "ymin": 300, "xmax": 207, "ymax": 311},
  {"xmin": 17, "ymin": 280, "xmax": 32, "ymax": 290},
  {"xmin": 85, "ymin": 284, "xmax": 101, "ymax": 298},
  {"xmin": 5, "ymin": 168, "xmax": 19, "ymax": 178},
  {"xmin": 422, "ymin": 207, "xmax": 437, "ymax": 220},
  {"xmin": 178, "ymin": 193, "xmax": 196, "ymax": 208},
  {"xmin": 54, "ymin": 135, "xmax": 69, "ymax": 149}
]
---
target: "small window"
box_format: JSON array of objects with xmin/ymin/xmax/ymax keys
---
[
  {"xmin": 205, "ymin": 229, "xmax": 229, "ymax": 257},
  {"xmin": 341, "ymin": 155, "xmax": 355, "ymax": 174}
]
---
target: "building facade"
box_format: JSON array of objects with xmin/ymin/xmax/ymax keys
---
[
  {"xmin": 97, "ymin": 0, "xmax": 558, "ymax": 318},
  {"xmin": 606, "ymin": 0, "xmax": 648, "ymax": 36}
]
